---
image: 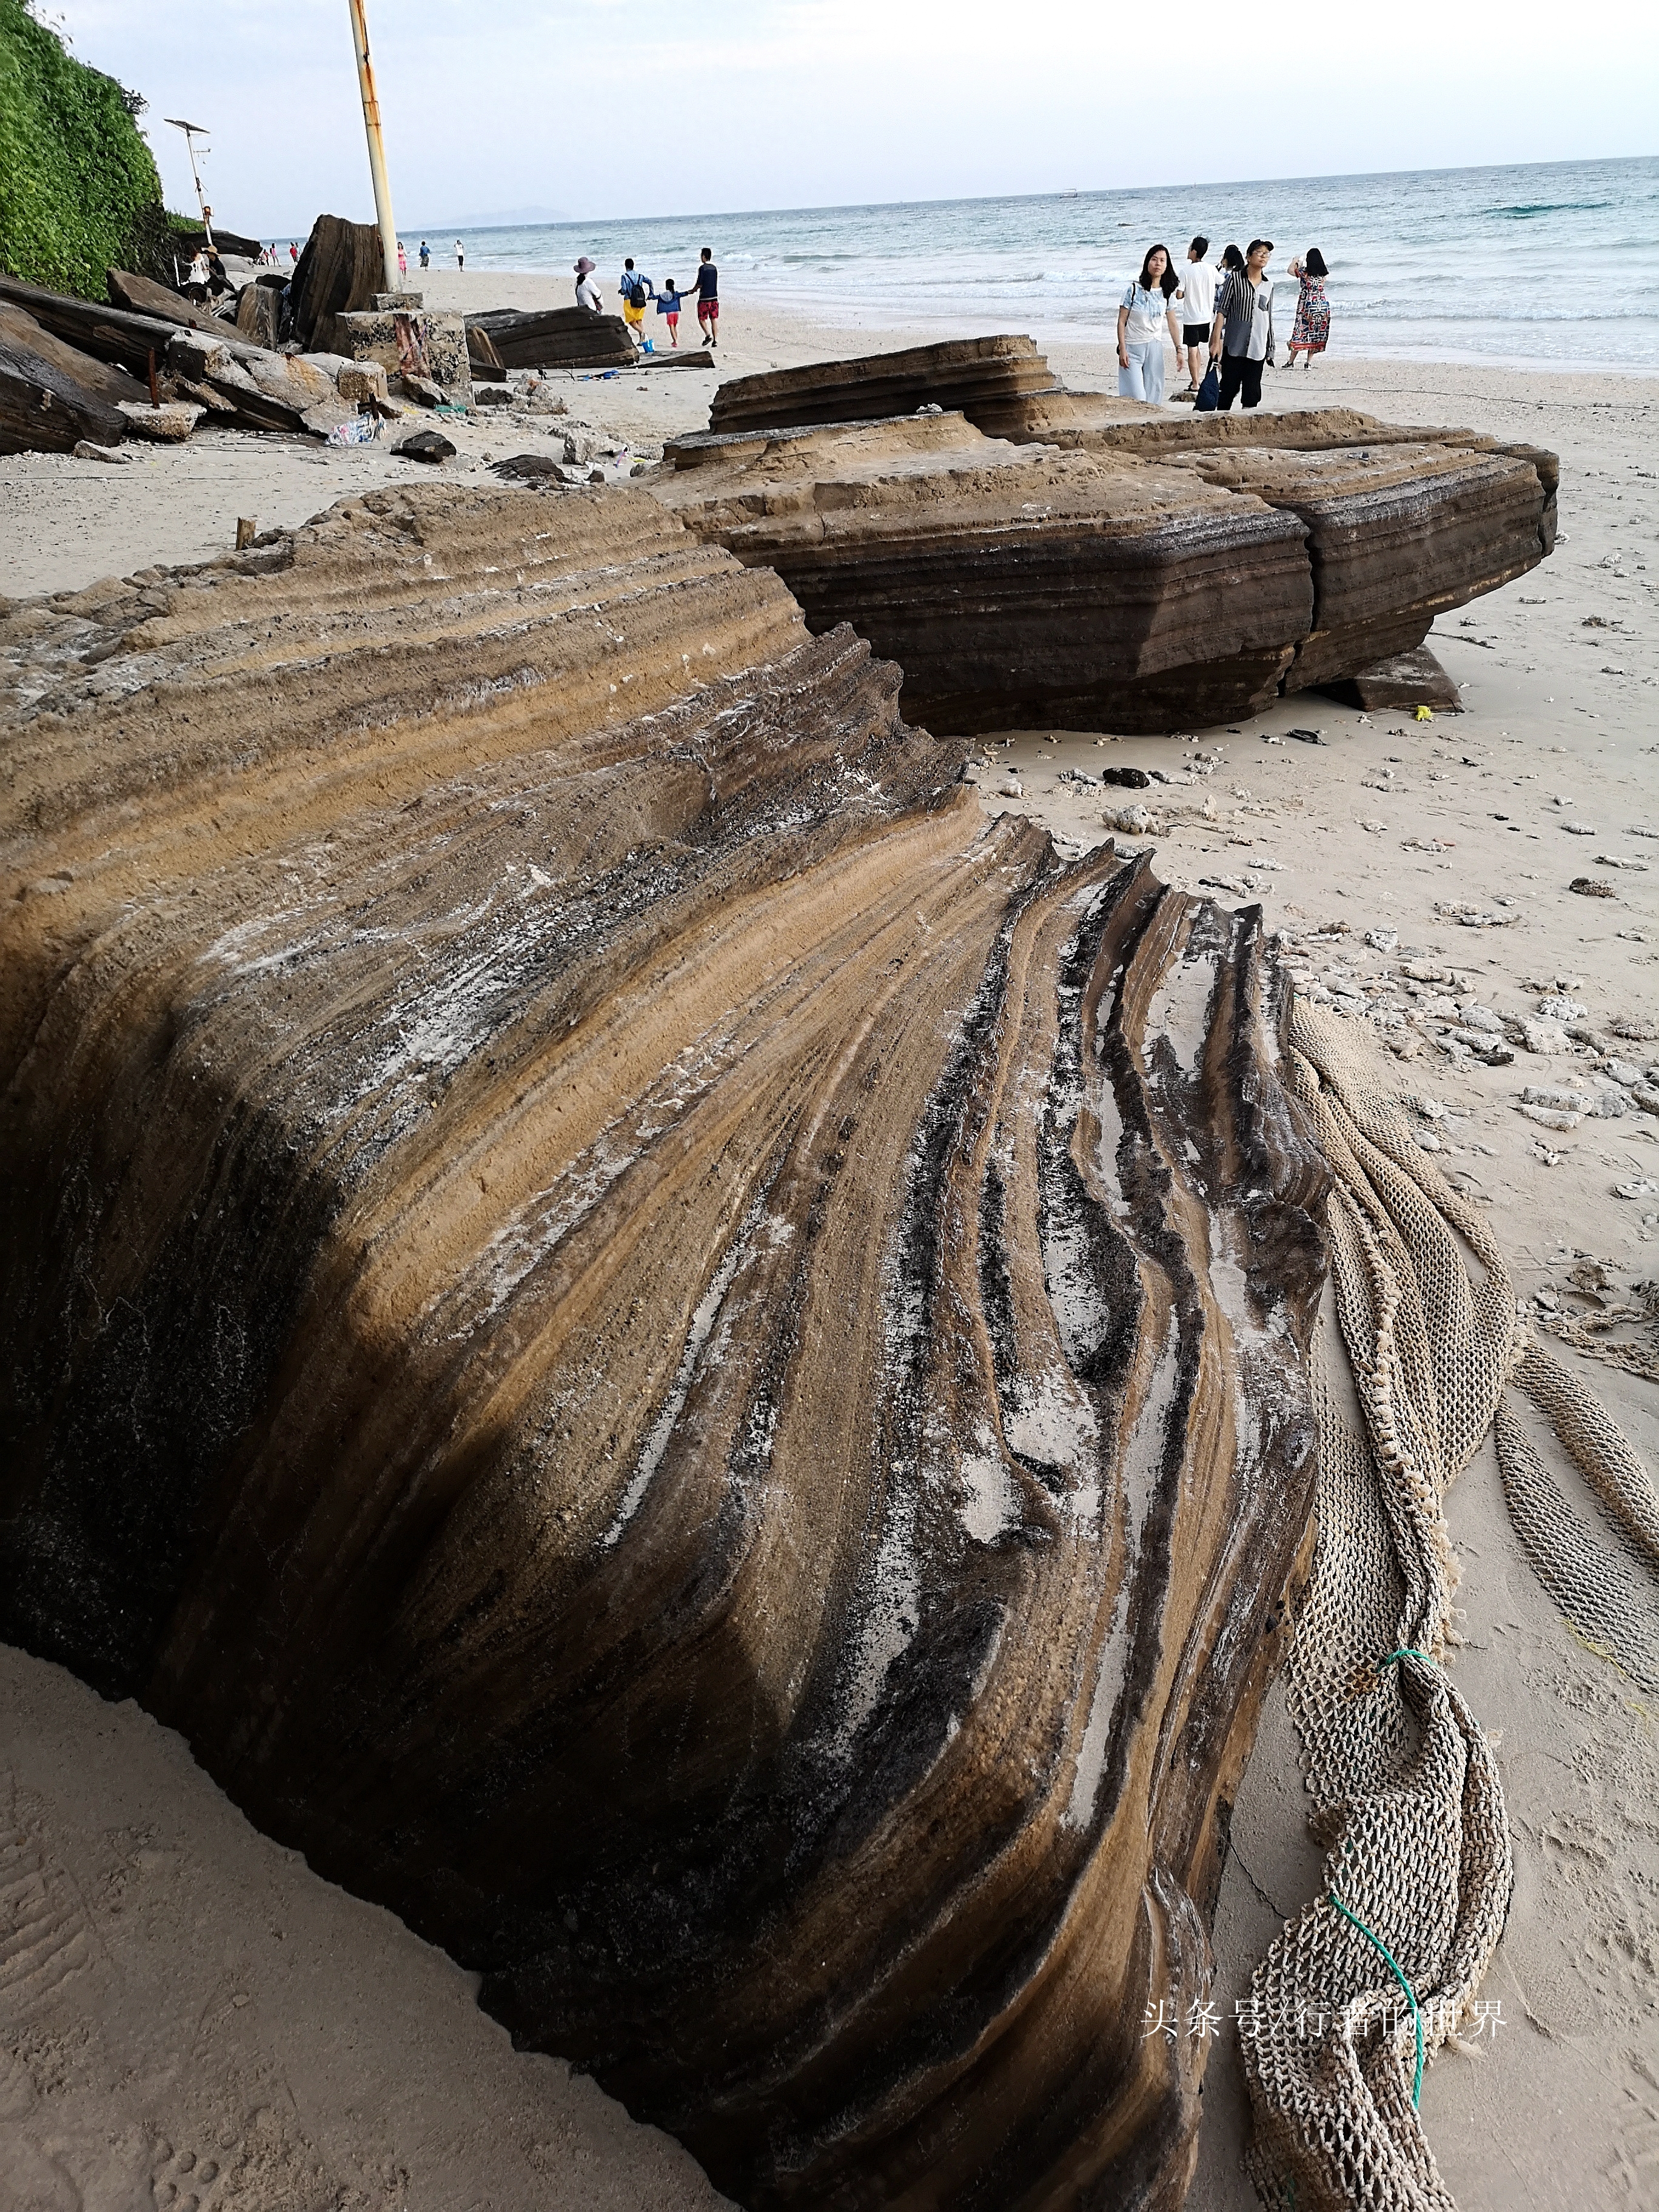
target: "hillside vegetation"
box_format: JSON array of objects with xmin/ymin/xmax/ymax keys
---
[{"xmin": 0, "ymin": 0, "xmax": 177, "ymax": 298}]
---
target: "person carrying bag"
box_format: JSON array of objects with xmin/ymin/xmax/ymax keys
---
[{"xmin": 1207, "ymin": 238, "xmax": 1276, "ymax": 411}]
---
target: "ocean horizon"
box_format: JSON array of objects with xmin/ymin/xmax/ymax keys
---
[{"xmin": 400, "ymin": 154, "xmax": 1659, "ymax": 376}]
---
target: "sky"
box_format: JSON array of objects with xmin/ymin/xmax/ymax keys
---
[{"xmin": 45, "ymin": 0, "xmax": 1659, "ymax": 236}]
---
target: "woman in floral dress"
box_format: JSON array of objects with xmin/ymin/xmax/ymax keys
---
[{"xmin": 1287, "ymin": 248, "xmax": 1330, "ymax": 366}]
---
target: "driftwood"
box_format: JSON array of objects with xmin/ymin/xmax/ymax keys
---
[
  {"xmin": 0, "ymin": 482, "xmax": 1327, "ymax": 2212},
  {"xmin": 0, "ymin": 336, "xmax": 126, "ymax": 454},
  {"xmin": 107, "ymin": 267, "xmax": 221, "ymax": 330},
  {"xmin": 465, "ymin": 304, "xmax": 634, "ymax": 369}
]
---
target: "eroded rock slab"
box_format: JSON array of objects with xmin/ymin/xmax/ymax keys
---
[
  {"xmin": 1161, "ymin": 439, "xmax": 1552, "ymax": 690},
  {"xmin": 466, "ymin": 304, "xmax": 636, "ymax": 370},
  {"xmin": 709, "ymin": 333, "xmax": 1067, "ymax": 438},
  {"xmin": 1322, "ymin": 643, "xmax": 1463, "ymax": 712},
  {"xmin": 658, "ymin": 413, "xmax": 1313, "ymax": 732},
  {"xmin": 0, "ymin": 485, "xmax": 1327, "ymax": 2211},
  {"xmin": 672, "ymin": 366, "xmax": 1554, "ymax": 732}
]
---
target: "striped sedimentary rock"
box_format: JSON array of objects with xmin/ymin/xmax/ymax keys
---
[
  {"xmin": 708, "ymin": 333, "xmax": 1065, "ymax": 440},
  {"xmin": 682, "ymin": 361, "xmax": 1555, "ymax": 733},
  {"xmin": 0, "ymin": 484, "xmax": 1327, "ymax": 2210},
  {"xmin": 658, "ymin": 414, "xmax": 1315, "ymax": 734}
]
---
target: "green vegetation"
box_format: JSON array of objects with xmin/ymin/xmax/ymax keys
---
[{"xmin": 0, "ymin": 0, "xmax": 180, "ymax": 298}]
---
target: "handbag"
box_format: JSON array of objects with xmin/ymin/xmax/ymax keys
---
[{"xmin": 1195, "ymin": 361, "xmax": 1221, "ymax": 412}]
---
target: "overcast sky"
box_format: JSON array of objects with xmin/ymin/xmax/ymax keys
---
[{"xmin": 52, "ymin": 0, "xmax": 1658, "ymax": 236}]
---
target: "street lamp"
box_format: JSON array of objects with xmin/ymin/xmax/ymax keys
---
[{"xmin": 164, "ymin": 118, "xmax": 214, "ymax": 249}]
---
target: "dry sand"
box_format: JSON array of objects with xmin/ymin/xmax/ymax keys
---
[{"xmin": 2, "ymin": 280, "xmax": 1656, "ymax": 2209}]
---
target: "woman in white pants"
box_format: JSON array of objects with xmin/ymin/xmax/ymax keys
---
[{"xmin": 1116, "ymin": 244, "xmax": 1182, "ymax": 404}]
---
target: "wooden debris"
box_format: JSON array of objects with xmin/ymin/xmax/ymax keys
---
[
  {"xmin": 0, "ymin": 271, "xmax": 183, "ymax": 379},
  {"xmin": 234, "ymin": 281, "xmax": 282, "ymax": 350},
  {"xmin": 0, "ymin": 303, "xmax": 143, "ymax": 406}
]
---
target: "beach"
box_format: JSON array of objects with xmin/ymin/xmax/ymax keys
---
[{"xmin": 2, "ymin": 281, "xmax": 1656, "ymax": 2211}]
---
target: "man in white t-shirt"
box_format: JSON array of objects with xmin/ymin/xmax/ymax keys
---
[{"xmin": 1174, "ymin": 235, "xmax": 1217, "ymax": 397}]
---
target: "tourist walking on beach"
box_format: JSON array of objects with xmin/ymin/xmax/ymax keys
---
[
  {"xmin": 574, "ymin": 257, "xmax": 603, "ymax": 312},
  {"xmin": 694, "ymin": 249, "xmax": 719, "ymax": 346},
  {"xmin": 397, "ymin": 240, "xmax": 407, "ymax": 279},
  {"xmin": 657, "ymin": 280, "xmax": 686, "ymax": 347},
  {"xmin": 1116, "ymin": 245, "xmax": 1182, "ymax": 404},
  {"xmin": 619, "ymin": 259, "xmax": 654, "ymax": 346},
  {"xmin": 1174, "ymin": 236, "xmax": 1217, "ymax": 397},
  {"xmin": 1286, "ymin": 249, "xmax": 1330, "ymax": 366},
  {"xmin": 1208, "ymin": 238, "xmax": 1276, "ymax": 410},
  {"xmin": 419, "ymin": 240, "xmax": 430, "ymax": 270},
  {"xmin": 455, "ymin": 239, "xmax": 465, "ymax": 269}
]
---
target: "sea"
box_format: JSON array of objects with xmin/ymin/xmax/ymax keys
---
[{"xmin": 445, "ymin": 156, "xmax": 1659, "ymax": 376}]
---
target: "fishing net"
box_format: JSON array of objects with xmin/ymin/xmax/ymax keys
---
[{"xmin": 1238, "ymin": 1002, "xmax": 1659, "ymax": 2211}]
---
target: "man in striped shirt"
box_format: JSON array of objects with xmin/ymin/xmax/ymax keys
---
[{"xmin": 1208, "ymin": 239, "xmax": 1275, "ymax": 411}]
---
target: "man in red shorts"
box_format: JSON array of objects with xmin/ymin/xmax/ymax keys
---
[{"xmin": 694, "ymin": 247, "xmax": 719, "ymax": 346}]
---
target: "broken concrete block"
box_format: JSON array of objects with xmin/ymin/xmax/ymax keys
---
[
  {"xmin": 334, "ymin": 309, "xmax": 472, "ymax": 404},
  {"xmin": 335, "ymin": 360, "xmax": 389, "ymax": 404},
  {"xmin": 116, "ymin": 400, "xmax": 203, "ymax": 441}
]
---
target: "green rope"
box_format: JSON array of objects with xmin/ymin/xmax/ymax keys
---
[
  {"xmin": 1381, "ymin": 1646, "xmax": 1433, "ymax": 1669},
  {"xmin": 1328, "ymin": 1889, "xmax": 1424, "ymax": 2107}
]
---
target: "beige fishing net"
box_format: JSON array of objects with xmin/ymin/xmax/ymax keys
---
[{"xmin": 1238, "ymin": 1002, "xmax": 1659, "ymax": 2211}]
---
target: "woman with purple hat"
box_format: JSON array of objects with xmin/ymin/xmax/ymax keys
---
[{"xmin": 574, "ymin": 256, "xmax": 602, "ymax": 313}]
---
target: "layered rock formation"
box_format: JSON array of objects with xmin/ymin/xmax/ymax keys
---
[
  {"xmin": 466, "ymin": 304, "xmax": 636, "ymax": 370},
  {"xmin": 708, "ymin": 333, "xmax": 1064, "ymax": 438},
  {"xmin": 1, "ymin": 484, "xmax": 1329, "ymax": 2210},
  {"xmin": 666, "ymin": 383, "xmax": 1555, "ymax": 732},
  {"xmin": 659, "ymin": 413, "xmax": 1313, "ymax": 732}
]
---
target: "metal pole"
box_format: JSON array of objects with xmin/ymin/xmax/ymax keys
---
[{"xmin": 347, "ymin": 0, "xmax": 400, "ymax": 295}]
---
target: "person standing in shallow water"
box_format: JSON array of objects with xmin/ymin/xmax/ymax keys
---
[
  {"xmin": 1287, "ymin": 248, "xmax": 1330, "ymax": 366},
  {"xmin": 1116, "ymin": 244, "xmax": 1182, "ymax": 404},
  {"xmin": 1208, "ymin": 238, "xmax": 1276, "ymax": 411}
]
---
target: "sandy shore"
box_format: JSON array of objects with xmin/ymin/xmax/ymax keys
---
[{"xmin": 2, "ymin": 283, "xmax": 1656, "ymax": 2209}]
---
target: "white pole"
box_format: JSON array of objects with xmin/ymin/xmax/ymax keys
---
[{"xmin": 347, "ymin": 0, "xmax": 400, "ymax": 295}]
